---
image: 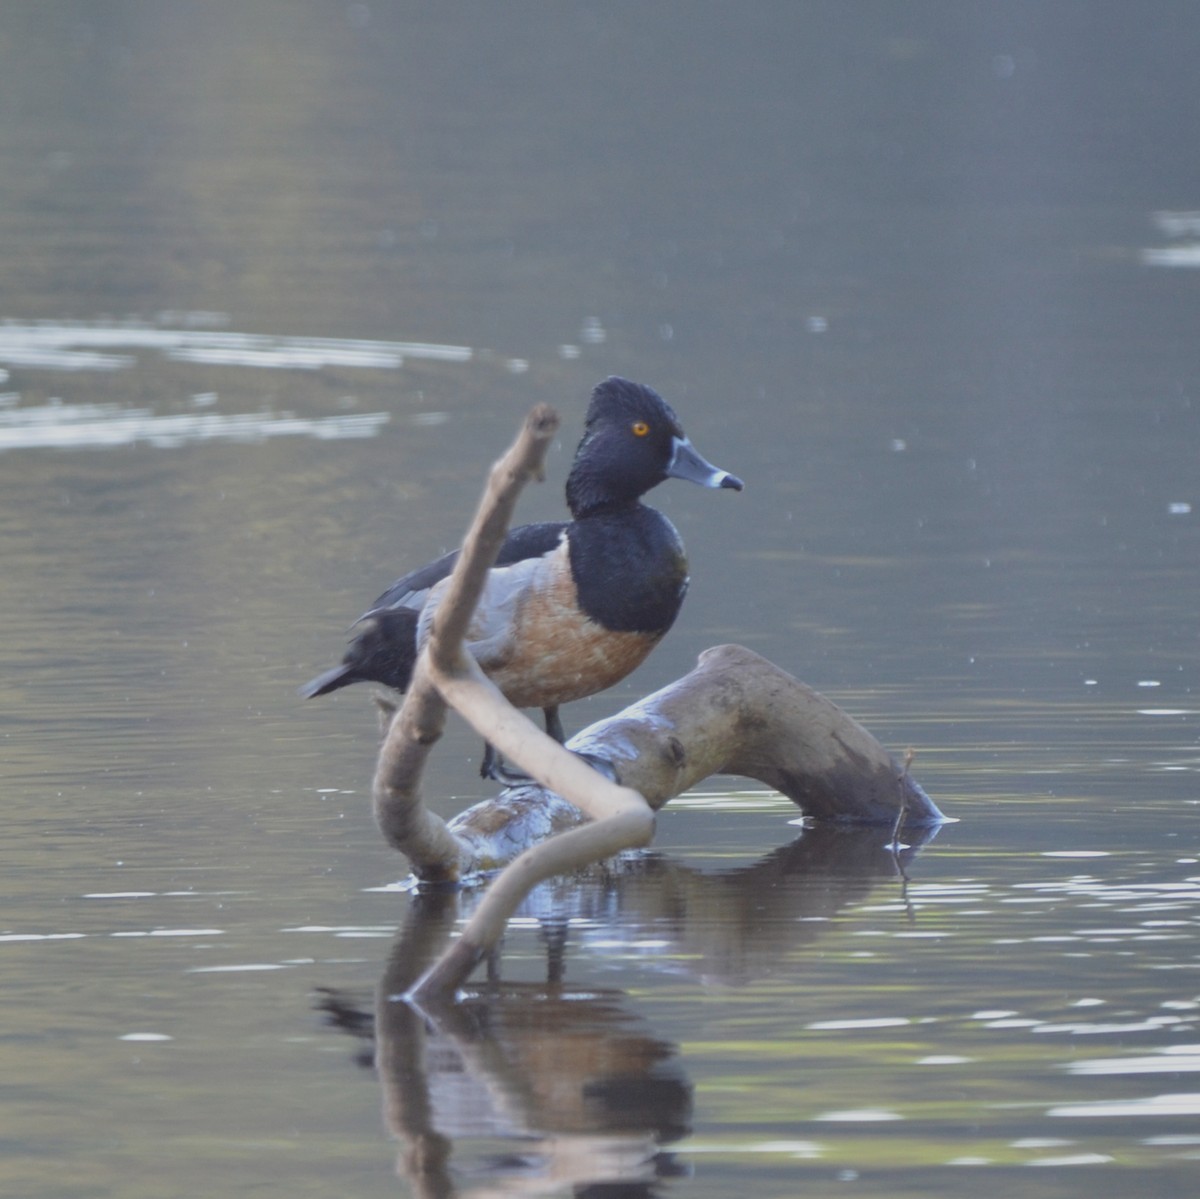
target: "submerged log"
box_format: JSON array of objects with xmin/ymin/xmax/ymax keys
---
[
  {"xmin": 364, "ymin": 404, "xmax": 945, "ymax": 1002},
  {"xmin": 447, "ymin": 644, "xmax": 944, "ymax": 876}
]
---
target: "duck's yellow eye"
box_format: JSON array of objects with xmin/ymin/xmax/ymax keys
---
[{"xmin": 631, "ymin": 420, "xmax": 650, "ymax": 437}]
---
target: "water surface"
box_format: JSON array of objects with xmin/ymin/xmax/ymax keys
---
[{"xmin": 2, "ymin": 4, "xmax": 1199, "ymax": 1197}]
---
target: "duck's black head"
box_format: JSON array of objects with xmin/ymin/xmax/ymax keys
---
[{"xmin": 565, "ymin": 377, "xmax": 743, "ymax": 517}]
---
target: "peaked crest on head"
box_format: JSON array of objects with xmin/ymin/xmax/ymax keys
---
[{"xmin": 585, "ymin": 376, "xmax": 683, "ymax": 435}]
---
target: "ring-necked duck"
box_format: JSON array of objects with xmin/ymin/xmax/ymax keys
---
[{"xmin": 302, "ymin": 376, "xmax": 743, "ymax": 777}]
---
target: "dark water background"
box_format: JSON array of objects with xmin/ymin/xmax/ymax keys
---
[{"xmin": 2, "ymin": 3, "xmax": 1199, "ymax": 1196}]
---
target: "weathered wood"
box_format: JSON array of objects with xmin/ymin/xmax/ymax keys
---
[
  {"xmin": 573, "ymin": 643, "xmax": 941, "ymax": 822},
  {"xmin": 413, "ymin": 653, "xmax": 656, "ymax": 995},
  {"xmin": 371, "ymin": 403, "xmax": 562, "ymax": 880},
  {"xmin": 446, "ymin": 644, "xmax": 944, "ymax": 876},
  {"xmin": 372, "ymin": 403, "xmax": 659, "ymax": 996},
  {"xmin": 365, "ymin": 404, "xmax": 945, "ymax": 1002}
]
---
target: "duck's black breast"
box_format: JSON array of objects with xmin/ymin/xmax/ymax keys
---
[{"xmin": 567, "ymin": 504, "xmax": 689, "ymax": 635}]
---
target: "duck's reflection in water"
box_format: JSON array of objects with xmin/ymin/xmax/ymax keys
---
[{"xmin": 318, "ymin": 823, "xmax": 940, "ymax": 1196}]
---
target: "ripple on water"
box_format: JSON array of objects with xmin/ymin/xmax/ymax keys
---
[{"xmin": 0, "ymin": 319, "xmax": 494, "ymax": 452}]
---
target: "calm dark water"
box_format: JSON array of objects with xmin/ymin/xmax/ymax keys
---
[{"xmin": 3, "ymin": 3, "xmax": 1199, "ymax": 1197}]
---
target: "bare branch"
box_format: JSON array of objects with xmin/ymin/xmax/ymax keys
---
[
  {"xmin": 446, "ymin": 645, "xmax": 946, "ymax": 877},
  {"xmin": 360, "ymin": 405, "xmax": 944, "ymax": 1001},
  {"xmin": 371, "ymin": 404, "xmax": 561, "ymax": 881},
  {"xmin": 426, "ymin": 404, "xmax": 560, "ymax": 671},
  {"xmin": 569, "ymin": 644, "xmax": 942, "ymax": 824}
]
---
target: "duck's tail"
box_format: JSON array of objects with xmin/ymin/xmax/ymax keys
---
[
  {"xmin": 299, "ymin": 662, "xmax": 361, "ymax": 698},
  {"xmin": 300, "ymin": 608, "xmax": 420, "ymax": 698}
]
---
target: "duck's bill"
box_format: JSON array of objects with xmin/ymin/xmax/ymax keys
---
[{"xmin": 667, "ymin": 436, "xmax": 745, "ymax": 491}]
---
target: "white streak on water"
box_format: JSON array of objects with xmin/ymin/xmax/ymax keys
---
[
  {"xmin": 0, "ymin": 321, "xmax": 472, "ymax": 371},
  {"xmin": 0, "ymin": 401, "xmax": 389, "ymax": 451},
  {"xmin": 1049, "ymin": 1093, "xmax": 1200, "ymax": 1118}
]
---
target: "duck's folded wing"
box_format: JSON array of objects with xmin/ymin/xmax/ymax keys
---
[
  {"xmin": 363, "ymin": 521, "xmax": 568, "ymax": 617},
  {"xmin": 364, "ymin": 547, "xmax": 460, "ymax": 616}
]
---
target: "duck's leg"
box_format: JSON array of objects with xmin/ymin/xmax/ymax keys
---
[
  {"xmin": 480, "ymin": 743, "xmax": 535, "ymax": 784},
  {"xmin": 478, "ymin": 707, "xmax": 566, "ymax": 782},
  {"xmin": 480, "ymin": 741, "xmax": 500, "ymax": 780}
]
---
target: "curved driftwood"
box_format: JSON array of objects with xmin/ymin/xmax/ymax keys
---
[
  {"xmin": 447, "ymin": 644, "xmax": 943, "ymax": 874},
  {"xmin": 364, "ymin": 404, "xmax": 945, "ymax": 1002}
]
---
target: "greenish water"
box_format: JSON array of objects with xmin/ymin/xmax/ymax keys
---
[{"xmin": 2, "ymin": 3, "xmax": 1199, "ymax": 1196}]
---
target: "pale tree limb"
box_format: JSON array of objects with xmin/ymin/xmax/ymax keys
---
[
  {"xmin": 444, "ymin": 644, "xmax": 944, "ymax": 877},
  {"xmin": 404, "ymin": 648, "xmax": 945, "ymax": 1002},
  {"xmin": 409, "ymin": 611, "xmax": 657, "ymax": 997},
  {"xmin": 371, "ymin": 403, "xmax": 563, "ymax": 881},
  {"xmin": 568, "ymin": 644, "xmax": 943, "ymax": 823},
  {"xmin": 368, "ymin": 401, "xmax": 660, "ymax": 997},
  {"xmin": 367, "ymin": 404, "xmax": 945, "ymax": 1003},
  {"xmin": 372, "ymin": 402, "xmax": 658, "ymax": 959}
]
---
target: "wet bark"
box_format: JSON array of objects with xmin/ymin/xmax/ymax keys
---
[
  {"xmin": 366, "ymin": 405, "xmax": 945, "ymax": 1002},
  {"xmin": 446, "ymin": 643, "xmax": 943, "ymax": 875}
]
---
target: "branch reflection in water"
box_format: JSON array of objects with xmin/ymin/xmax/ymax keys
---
[{"xmin": 317, "ymin": 822, "xmax": 941, "ymax": 1196}]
